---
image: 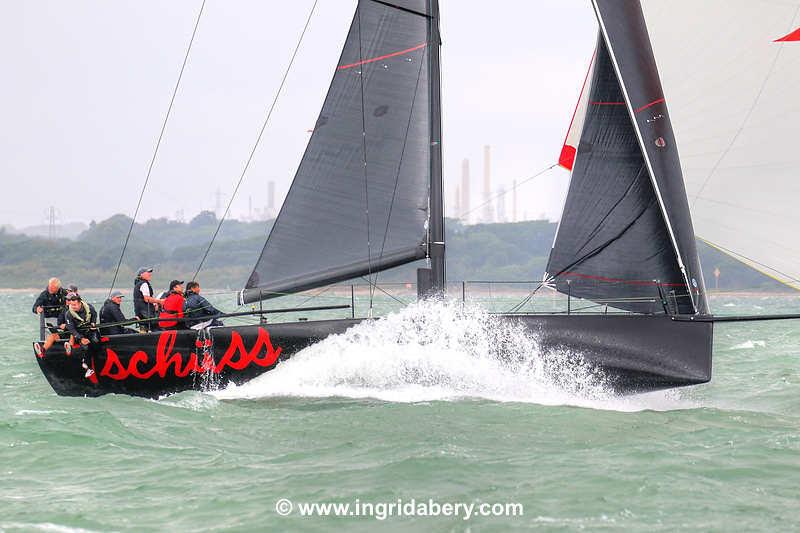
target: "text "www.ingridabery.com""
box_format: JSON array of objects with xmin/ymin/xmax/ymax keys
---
[{"xmin": 275, "ymin": 498, "xmax": 524, "ymax": 521}]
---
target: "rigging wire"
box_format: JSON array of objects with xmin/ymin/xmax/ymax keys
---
[
  {"xmin": 192, "ymin": 0, "xmax": 320, "ymax": 281},
  {"xmin": 459, "ymin": 163, "xmax": 558, "ymax": 220},
  {"xmin": 359, "ymin": 277, "xmax": 408, "ymax": 307},
  {"xmin": 107, "ymin": 0, "xmax": 206, "ymax": 298}
]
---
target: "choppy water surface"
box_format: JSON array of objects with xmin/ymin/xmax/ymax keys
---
[{"xmin": 1, "ymin": 291, "xmax": 799, "ymax": 531}]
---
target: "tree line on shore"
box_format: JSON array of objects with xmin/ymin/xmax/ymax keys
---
[{"xmin": 0, "ymin": 211, "xmax": 786, "ymax": 292}]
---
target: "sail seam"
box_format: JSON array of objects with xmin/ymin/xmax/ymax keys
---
[
  {"xmin": 369, "ymin": 0, "xmax": 431, "ymax": 18},
  {"xmin": 591, "ymin": 0, "xmax": 697, "ymax": 313}
]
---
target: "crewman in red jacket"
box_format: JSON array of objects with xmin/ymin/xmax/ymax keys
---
[{"xmin": 158, "ymin": 280, "xmax": 186, "ymax": 329}]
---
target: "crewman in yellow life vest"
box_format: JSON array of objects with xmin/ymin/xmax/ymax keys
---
[{"xmin": 62, "ymin": 292, "xmax": 100, "ymax": 378}]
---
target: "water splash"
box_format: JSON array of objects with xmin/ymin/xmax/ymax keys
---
[{"xmin": 212, "ymin": 300, "xmax": 697, "ymax": 411}]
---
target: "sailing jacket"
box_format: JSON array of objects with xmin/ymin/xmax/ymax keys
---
[
  {"xmin": 32, "ymin": 288, "xmax": 67, "ymax": 318},
  {"xmin": 133, "ymin": 277, "xmax": 155, "ymax": 319},
  {"xmin": 183, "ymin": 292, "xmax": 222, "ymax": 327},
  {"xmin": 64, "ymin": 302, "xmax": 98, "ymax": 342},
  {"xmin": 159, "ymin": 291, "xmax": 185, "ymax": 329},
  {"xmin": 100, "ymin": 299, "xmax": 129, "ymax": 335}
]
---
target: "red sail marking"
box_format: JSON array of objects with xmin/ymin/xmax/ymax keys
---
[
  {"xmin": 775, "ymin": 27, "xmax": 800, "ymax": 42},
  {"xmin": 558, "ymin": 145, "xmax": 577, "ymax": 171},
  {"xmin": 559, "ymin": 50, "xmax": 596, "ymax": 171},
  {"xmin": 635, "ymin": 97, "xmax": 665, "ymax": 113},
  {"xmin": 560, "ymin": 271, "xmax": 686, "ymax": 287},
  {"xmin": 99, "ymin": 328, "xmax": 282, "ymax": 381},
  {"xmin": 337, "ymin": 42, "xmax": 427, "ymax": 70}
]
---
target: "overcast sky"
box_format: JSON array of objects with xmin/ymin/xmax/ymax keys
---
[{"xmin": 1, "ymin": 0, "xmax": 597, "ymax": 228}]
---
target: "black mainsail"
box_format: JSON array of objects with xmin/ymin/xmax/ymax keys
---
[
  {"xmin": 547, "ymin": 0, "xmax": 708, "ymax": 315},
  {"xmin": 240, "ymin": 0, "xmax": 441, "ymax": 304}
]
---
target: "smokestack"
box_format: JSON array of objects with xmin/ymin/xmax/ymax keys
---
[
  {"xmin": 512, "ymin": 179, "xmax": 517, "ymax": 222},
  {"xmin": 460, "ymin": 159, "xmax": 470, "ymax": 223},
  {"xmin": 482, "ymin": 145, "xmax": 493, "ymax": 223},
  {"xmin": 267, "ymin": 181, "xmax": 275, "ymax": 210},
  {"xmin": 496, "ymin": 186, "xmax": 506, "ymax": 223},
  {"xmin": 454, "ymin": 185, "xmax": 461, "ymax": 219}
]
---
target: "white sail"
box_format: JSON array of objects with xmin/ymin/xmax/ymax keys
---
[{"xmin": 640, "ymin": 0, "xmax": 800, "ymax": 289}]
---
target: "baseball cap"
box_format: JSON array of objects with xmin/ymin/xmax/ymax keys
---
[
  {"xmin": 110, "ymin": 290, "xmax": 125, "ymax": 298},
  {"xmin": 136, "ymin": 267, "xmax": 154, "ymax": 276},
  {"xmin": 169, "ymin": 280, "xmax": 185, "ymax": 290}
]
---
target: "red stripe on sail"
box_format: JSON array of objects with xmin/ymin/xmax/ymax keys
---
[
  {"xmin": 337, "ymin": 42, "xmax": 427, "ymax": 70},
  {"xmin": 775, "ymin": 27, "xmax": 800, "ymax": 42},
  {"xmin": 560, "ymin": 271, "xmax": 686, "ymax": 287},
  {"xmin": 635, "ymin": 97, "xmax": 665, "ymax": 113}
]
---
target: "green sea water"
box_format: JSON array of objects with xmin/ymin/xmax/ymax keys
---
[{"xmin": 1, "ymin": 290, "xmax": 799, "ymax": 532}]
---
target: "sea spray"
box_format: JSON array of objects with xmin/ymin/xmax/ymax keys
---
[{"xmin": 213, "ymin": 300, "xmax": 618, "ymax": 405}]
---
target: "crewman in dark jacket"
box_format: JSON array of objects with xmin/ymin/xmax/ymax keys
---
[
  {"xmin": 100, "ymin": 291, "xmax": 136, "ymax": 335},
  {"xmin": 184, "ymin": 281, "xmax": 224, "ymax": 327},
  {"xmin": 133, "ymin": 267, "xmax": 164, "ymax": 332},
  {"xmin": 32, "ymin": 278, "xmax": 67, "ymax": 321},
  {"xmin": 32, "ymin": 279, "xmax": 70, "ymax": 357},
  {"xmin": 64, "ymin": 292, "xmax": 98, "ymax": 347}
]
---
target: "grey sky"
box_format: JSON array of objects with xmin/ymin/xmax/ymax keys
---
[{"xmin": 1, "ymin": 0, "xmax": 596, "ymax": 228}]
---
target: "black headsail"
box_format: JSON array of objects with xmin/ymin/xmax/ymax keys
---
[
  {"xmin": 546, "ymin": 0, "xmax": 708, "ymax": 315},
  {"xmin": 240, "ymin": 0, "xmax": 441, "ymax": 305}
]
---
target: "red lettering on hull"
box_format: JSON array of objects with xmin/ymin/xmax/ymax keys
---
[{"xmin": 99, "ymin": 328, "xmax": 282, "ymax": 382}]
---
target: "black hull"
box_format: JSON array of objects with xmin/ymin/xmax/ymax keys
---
[
  {"xmin": 505, "ymin": 314, "xmax": 712, "ymax": 393},
  {"xmin": 34, "ymin": 314, "xmax": 712, "ymax": 398}
]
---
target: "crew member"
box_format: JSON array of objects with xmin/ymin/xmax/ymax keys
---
[
  {"xmin": 63, "ymin": 292, "xmax": 99, "ymax": 377},
  {"xmin": 133, "ymin": 267, "xmax": 164, "ymax": 332},
  {"xmin": 159, "ymin": 280, "xmax": 186, "ymax": 330},
  {"xmin": 184, "ymin": 281, "xmax": 224, "ymax": 327},
  {"xmin": 100, "ymin": 290, "xmax": 136, "ymax": 335},
  {"xmin": 32, "ymin": 280, "xmax": 71, "ymax": 357},
  {"xmin": 32, "ymin": 278, "xmax": 67, "ymax": 323}
]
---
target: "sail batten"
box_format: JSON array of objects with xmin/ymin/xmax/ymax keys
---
[{"xmin": 240, "ymin": 0, "xmax": 436, "ymax": 305}]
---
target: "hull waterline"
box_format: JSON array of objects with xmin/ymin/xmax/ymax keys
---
[{"xmin": 34, "ymin": 314, "xmax": 712, "ymax": 398}]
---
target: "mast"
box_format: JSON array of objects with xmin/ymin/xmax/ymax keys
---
[{"xmin": 427, "ymin": 0, "xmax": 446, "ymax": 294}]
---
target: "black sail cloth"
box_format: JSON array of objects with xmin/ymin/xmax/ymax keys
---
[
  {"xmin": 241, "ymin": 0, "xmax": 434, "ymax": 304},
  {"xmin": 546, "ymin": 0, "xmax": 708, "ymax": 316}
]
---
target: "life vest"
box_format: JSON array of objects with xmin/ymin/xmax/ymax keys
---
[
  {"xmin": 134, "ymin": 277, "xmax": 155, "ymax": 317},
  {"xmin": 68, "ymin": 302, "xmax": 92, "ymax": 331},
  {"xmin": 159, "ymin": 292, "xmax": 185, "ymax": 329}
]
